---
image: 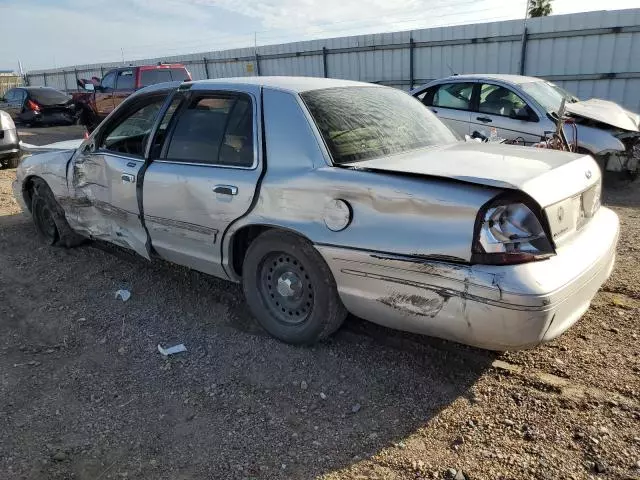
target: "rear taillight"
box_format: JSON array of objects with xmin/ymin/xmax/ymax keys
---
[
  {"xmin": 27, "ymin": 99, "xmax": 40, "ymax": 112},
  {"xmin": 471, "ymin": 196, "xmax": 555, "ymax": 265}
]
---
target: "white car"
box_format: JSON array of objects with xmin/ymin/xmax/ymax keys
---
[
  {"xmin": 0, "ymin": 110, "xmax": 20, "ymax": 168},
  {"xmin": 412, "ymin": 74, "xmax": 640, "ymax": 176}
]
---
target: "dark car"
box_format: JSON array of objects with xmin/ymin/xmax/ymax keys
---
[{"xmin": 0, "ymin": 87, "xmax": 77, "ymax": 126}]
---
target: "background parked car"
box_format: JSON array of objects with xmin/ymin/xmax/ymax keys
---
[
  {"xmin": 0, "ymin": 110, "xmax": 20, "ymax": 168},
  {"xmin": 72, "ymin": 63, "xmax": 191, "ymax": 132},
  {"xmin": 411, "ymin": 74, "xmax": 640, "ymax": 176},
  {"xmin": 0, "ymin": 87, "xmax": 77, "ymax": 127}
]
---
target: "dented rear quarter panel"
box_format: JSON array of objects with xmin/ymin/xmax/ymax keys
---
[{"xmin": 223, "ymin": 87, "xmax": 502, "ymax": 279}]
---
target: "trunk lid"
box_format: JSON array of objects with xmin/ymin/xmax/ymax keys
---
[{"xmin": 350, "ymin": 142, "xmax": 600, "ymax": 208}]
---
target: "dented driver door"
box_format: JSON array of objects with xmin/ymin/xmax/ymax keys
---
[{"xmin": 68, "ymin": 93, "xmax": 170, "ymax": 258}]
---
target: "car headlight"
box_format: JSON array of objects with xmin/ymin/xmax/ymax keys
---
[{"xmin": 472, "ymin": 198, "xmax": 554, "ymax": 265}]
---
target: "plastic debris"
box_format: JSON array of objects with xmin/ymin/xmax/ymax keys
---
[
  {"xmin": 115, "ymin": 289, "xmax": 131, "ymax": 302},
  {"xmin": 157, "ymin": 344, "xmax": 187, "ymax": 356}
]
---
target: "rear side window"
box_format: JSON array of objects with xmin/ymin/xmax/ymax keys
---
[
  {"xmin": 29, "ymin": 88, "xmax": 71, "ymax": 105},
  {"xmin": 431, "ymin": 83, "xmax": 474, "ymax": 110},
  {"xmin": 165, "ymin": 94, "xmax": 253, "ymax": 167},
  {"xmin": 116, "ymin": 70, "xmax": 135, "ymax": 90},
  {"xmin": 140, "ymin": 68, "xmax": 190, "ymax": 87}
]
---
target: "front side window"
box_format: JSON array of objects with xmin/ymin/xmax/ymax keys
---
[
  {"xmin": 116, "ymin": 70, "xmax": 135, "ymax": 90},
  {"xmin": 101, "ymin": 72, "xmax": 116, "ymax": 90},
  {"xmin": 478, "ymin": 84, "xmax": 527, "ymax": 117},
  {"xmin": 101, "ymin": 95, "xmax": 167, "ymax": 157},
  {"xmin": 302, "ymin": 86, "xmax": 457, "ymax": 164},
  {"xmin": 432, "ymin": 83, "xmax": 474, "ymax": 110},
  {"xmin": 165, "ymin": 94, "xmax": 254, "ymax": 167}
]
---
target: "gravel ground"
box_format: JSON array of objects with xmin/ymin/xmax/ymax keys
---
[{"xmin": 0, "ymin": 130, "xmax": 638, "ymax": 479}]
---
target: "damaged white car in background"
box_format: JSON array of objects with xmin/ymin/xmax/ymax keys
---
[
  {"xmin": 13, "ymin": 77, "xmax": 619, "ymax": 351},
  {"xmin": 412, "ymin": 74, "xmax": 640, "ymax": 176}
]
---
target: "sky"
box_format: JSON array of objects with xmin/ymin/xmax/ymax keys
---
[{"xmin": 0, "ymin": 0, "xmax": 638, "ymax": 72}]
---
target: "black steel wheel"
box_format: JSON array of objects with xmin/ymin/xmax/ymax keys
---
[
  {"xmin": 258, "ymin": 252, "xmax": 314, "ymax": 326},
  {"xmin": 242, "ymin": 230, "xmax": 347, "ymax": 345},
  {"xmin": 32, "ymin": 191, "xmax": 58, "ymax": 245},
  {"xmin": 30, "ymin": 178, "xmax": 84, "ymax": 248}
]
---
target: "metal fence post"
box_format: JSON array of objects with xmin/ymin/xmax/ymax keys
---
[
  {"xmin": 254, "ymin": 53, "xmax": 261, "ymax": 76},
  {"xmin": 203, "ymin": 57, "xmax": 210, "ymax": 79},
  {"xmin": 322, "ymin": 46, "xmax": 328, "ymax": 78},
  {"xmin": 43, "ymin": 72, "xmax": 47, "ymax": 86},
  {"xmin": 100, "ymin": 66, "xmax": 105, "ymax": 78},
  {"xmin": 62, "ymin": 71, "xmax": 68, "ymax": 92},
  {"xmin": 74, "ymin": 68, "xmax": 79, "ymax": 91},
  {"xmin": 519, "ymin": 27, "xmax": 529, "ymax": 75},
  {"xmin": 409, "ymin": 37, "xmax": 415, "ymax": 90}
]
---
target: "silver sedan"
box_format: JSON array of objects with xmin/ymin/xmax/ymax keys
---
[
  {"xmin": 13, "ymin": 77, "xmax": 618, "ymax": 350},
  {"xmin": 411, "ymin": 74, "xmax": 639, "ymax": 175}
]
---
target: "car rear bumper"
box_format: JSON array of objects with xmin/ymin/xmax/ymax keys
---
[{"xmin": 316, "ymin": 207, "xmax": 619, "ymax": 350}]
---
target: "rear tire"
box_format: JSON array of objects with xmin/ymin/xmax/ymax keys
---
[
  {"xmin": 242, "ymin": 230, "xmax": 347, "ymax": 345},
  {"xmin": 30, "ymin": 178, "xmax": 84, "ymax": 248}
]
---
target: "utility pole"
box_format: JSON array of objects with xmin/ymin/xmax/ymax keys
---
[{"xmin": 519, "ymin": 0, "xmax": 530, "ymax": 75}]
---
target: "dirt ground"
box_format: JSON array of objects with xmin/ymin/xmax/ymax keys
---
[{"xmin": 0, "ymin": 128, "xmax": 638, "ymax": 480}]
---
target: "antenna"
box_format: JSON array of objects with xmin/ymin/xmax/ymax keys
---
[{"xmin": 447, "ymin": 63, "xmax": 458, "ymax": 76}]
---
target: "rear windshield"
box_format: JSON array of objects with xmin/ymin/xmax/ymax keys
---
[
  {"xmin": 302, "ymin": 86, "xmax": 457, "ymax": 164},
  {"xmin": 29, "ymin": 88, "xmax": 71, "ymax": 105},
  {"xmin": 139, "ymin": 68, "xmax": 190, "ymax": 87}
]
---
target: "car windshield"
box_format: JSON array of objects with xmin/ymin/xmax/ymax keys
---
[
  {"xmin": 302, "ymin": 86, "xmax": 457, "ymax": 164},
  {"xmin": 520, "ymin": 80, "xmax": 578, "ymax": 113},
  {"xmin": 29, "ymin": 88, "xmax": 71, "ymax": 105}
]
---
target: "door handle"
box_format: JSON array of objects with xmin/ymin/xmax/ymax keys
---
[
  {"xmin": 213, "ymin": 185, "xmax": 238, "ymax": 196},
  {"xmin": 476, "ymin": 116, "xmax": 492, "ymax": 123},
  {"xmin": 121, "ymin": 173, "xmax": 136, "ymax": 183}
]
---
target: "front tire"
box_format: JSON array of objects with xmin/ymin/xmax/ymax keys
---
[
  {"xmin": 242, "ymin": 230, "xmax": 347, "ymax": 345},
  {"xmin": 30, "ymin": 178, "xmax": 84, "ymax": 247}
]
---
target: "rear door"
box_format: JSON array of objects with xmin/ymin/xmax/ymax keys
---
[
  {"xmin": 469, "ymin": 82, "xmax": 542, "ymax": 144},
  {"xmin": 142, "ymin": 86, "xmax": 262, "ymax": 279},
  {"xmin": 418, "ymin": 82, "xmax": 475, "ymax": 137},
  {"xmin": 95, "ymin": 70, "xmax": 117, "ymax": 118},
  {"xmin": 113, "ymin": 68, "xmax": 135, "ymax": 110},
  {"xmin": 69, "ymin": 91, "xmax": 171, "ymax": 258}
]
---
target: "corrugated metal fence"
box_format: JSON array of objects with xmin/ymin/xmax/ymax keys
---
[{"xmin": 25, "ymin": 8, "xmax": 640, "ymax": 111}]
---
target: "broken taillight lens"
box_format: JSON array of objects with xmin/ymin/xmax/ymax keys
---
[
  {"xmin": 472, "ymin": 198, "xmax": 555, "ymax": 265},
  {"xmin": 27, "ymin": 99, "xmax": 41, "ymax": 112}
]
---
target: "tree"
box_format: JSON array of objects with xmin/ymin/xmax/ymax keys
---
[{"xmin": 528, "ymin": 0, "xmax": 553, "ymax": 17}]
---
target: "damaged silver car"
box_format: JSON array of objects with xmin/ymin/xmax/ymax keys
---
[
  {"xmin": 412, "ymin": 74, "xmax": 640, "ymax": 176},
  {"xmin": 13, "ymin": 77, "xmax": 618, "ymax": 350}
]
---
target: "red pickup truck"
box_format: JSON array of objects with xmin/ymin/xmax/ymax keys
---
[{"xmin": 73, "ymin": 63, "xmax": 191, "ymax": 132}]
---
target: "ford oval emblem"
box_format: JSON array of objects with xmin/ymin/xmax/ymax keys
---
[{"xmin": 585, "ymin": 170, "xmax": 592, "ymax": 179}]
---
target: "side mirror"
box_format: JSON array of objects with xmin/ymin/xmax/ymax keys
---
[{"xmin": 510, "ymin": 107, "xmax": 532, "ymax": 121}]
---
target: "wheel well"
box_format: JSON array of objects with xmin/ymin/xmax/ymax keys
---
[
  {"xmin": 230, "ymin": 225, "xmax": 314, "ymax": 278},
  {"xmin": 22, "ymin": 175, "xmax": 41, "ymax": 213},
  {"xmin": 231, "ymin": 225, "xmax": 272, "ymax": 278}
]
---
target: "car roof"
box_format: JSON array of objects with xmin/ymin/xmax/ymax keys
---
[
  {"xmin": 433, "ymin": 74, "xmax": 542, "ymax": 85},
  {"xmin": 187, "ymin": 76, "xmax": 380, "ymax": 93}
]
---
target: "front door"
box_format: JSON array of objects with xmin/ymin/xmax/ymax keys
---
[
  {"xmin": 142, "ymin": 88, "xmax": 262, "ymax": 279},
  {"xmin": 113, "ymin": 68, "xmax": 135, "ymax": 110},
  {"xmin": 95, "ymin": 70, "xmax": 117, "ymax": 119},
  {"xmin": 469, "ymin": 83, "xmax": 542, "ymax": 144},
  {"xmin": 68, "ymin": 92, "xmax": 170, "ymax": 258}
]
